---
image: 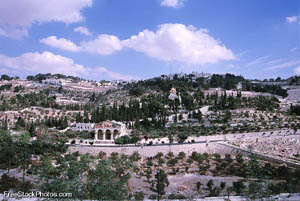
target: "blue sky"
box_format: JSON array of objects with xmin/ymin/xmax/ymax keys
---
[{"xmin": 0, "ymin": 0, "xmax": 299, "ymax": 80}]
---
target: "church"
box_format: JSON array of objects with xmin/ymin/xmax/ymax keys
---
[
  {"xmin": 70, "ymin": 120, "xmax": 130, "ymax": 144},
  {"xmin": 94, "ymin": 121, "xmax": 128, "ymax": 143}
]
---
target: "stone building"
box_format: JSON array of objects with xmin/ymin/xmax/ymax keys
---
[
  {"xmin": 70, "ymin": 121, "xmax": 129, "ymax": 144},
  {"xmin": 94, "ymin": 121, "xmax": 128, "ymax": 143}
]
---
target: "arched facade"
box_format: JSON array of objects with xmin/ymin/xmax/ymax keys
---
[
  {"xmin": 93, "ymin": 121, "xmax": 128, "ymax": 143},
  {"xmin": 94, "ymin": 128, "xmax": 122, "ymax": 142}
]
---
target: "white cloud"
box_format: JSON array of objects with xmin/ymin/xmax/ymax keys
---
[
  {"xmin": 161, "ymin": 0, "xmax": 184, "ymax": 8},
  {"xmin": 0, "ymin": 51, "xmax": 134, "ymax": 80},
  {"xmin": 265, "ymin": 59, "xmax": 283, "ymax": 65},
  {"xmin": 40, "ymin": 34, "xmax": 123, "ymax": 55},
  {"xmin": 0, "ymin": 26, "xmax": 28, "ymax": 39},
  {"xmin": 41, "ymin": 23, "xmax": 235, "ymax": 64},
  {"xmin": 74, "ymin": 26, "xmax": 92, "ymax": 36},
  {"xmin": 246, "ymin": 56, "xmax": 269, "ymax": 67},
  {"xmin": 294, "ymin": 66, "xmax": 300, "ymax": 75},
  {"xmin": 122, "ymin": 23, "xmax": 235, "ymax": 65},
  {"xmin": 40, "ymin": 36, "xmax": 81, "ymax": 52},
  {"xmin": 237, "ymin": 50, "xmax": 251, "ymax": 58},
  {"xmin": 81, "ymin": 34, "xmax": 123, "ymax": 55},
  {"xmin": 90, "ymin": 67, "xmax": 136, "ymax": 80},
  {"xmin": 0, "ymin": 0, "xmax": 92, "ymax": 39},
  {"xmin": 0, "ymin": 51, "xmax": 85, "ymax": 76},
  {"xmin": 286, "ymin": 16, "xmax": 299, "ymax": 23},
  {"xmin": 290, "ymin": 47, "xmax": 299, "ymax": 52},
  {"xmin": 268, "ymin": 60, "xmax": 300, "ymax": 70}
]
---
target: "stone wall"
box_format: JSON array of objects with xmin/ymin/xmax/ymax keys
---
[
  {"xmin": 219, "ymin": 142, "xmax": 300, "ymax": 169},
  {"xmin": 68, "ymin": 142, "xmax": 300, "ymax": 169},
  {"xmin": 68, "ymin": 142, "xmax": 238, "ymax": 157}
]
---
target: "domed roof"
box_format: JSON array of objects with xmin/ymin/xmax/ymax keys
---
[{"xmin": 170, "ymin": 87, "xmax": 177, "ymax": 94}]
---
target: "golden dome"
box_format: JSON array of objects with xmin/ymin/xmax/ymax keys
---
[{"xmin": 170, "ymin": 88, "xmax": 176, "ymax": 94}]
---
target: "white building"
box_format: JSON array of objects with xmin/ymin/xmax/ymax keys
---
[
  {"xmin": 236, "ymin": 82, "xmax": 243, "ymax": 90},
  {"xmin": 70, "ymin": 123, "xmax": 95, "ymax": 132},
  {"xmin": 42, "ymin": 79, "xmax": 61, "ymax": 86},
  {"xmin": 69, "ymin": 121, "xmax": 130, "ymax": 144}
]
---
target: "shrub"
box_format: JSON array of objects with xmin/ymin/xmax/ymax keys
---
[
  {"xmin": 130, "ymin": 151, "xmax": 141, "ymax": 162},
  {"xmin": 167, "ymin": 158, "xmax": 178, "ymax": 167},
  {"xmin": 167, "ymin": 151, "xmax": 174, "ymax": 158},
  {"xmin": 147, "ymin": 158, "xmax": 153, "ymax": 167},
  {"xmin": 0, "ymin": 174, "xmax": 18, "ymax": 191},
  {"xmin": 208, "ymin": 187, "xmax": 220, "ymax": 197},
  {"xmin": 213, "ymin": 153, "xmax": 221, "ymax": 162},
  {"xmin": 115, "ymin": 135, "xmax": 139, "ymax": 144},
  {"xmin": 225, "ymin": 154, "xmax": 233, "ymax": 164},
  {"xmin": 178, "ymin": 133, "xmax": 188, "ymax": 143},
  {"xmin": 168, "ymin": 194, "xmax": 186, "ymax": 199},
  {"xmin": 178, "ymin": 151, "xmax": 186, "ymax": 159},
  {"xmin": 196, "ymin": 181, "xmax": 202, "ymax": 192},
  {"xmin": 235, "ymin": 153, "xmax": 244, "ymax": 164},
  {"xmin": 232, "ymin": 180, "xmax": 246, "ymax": 195},
  {"xmin": 220, "ymin": 182, "xmax": 226, "ymax": 189},
  {"xmin": 207, "ymin": 179, "xmax": 214, "ymax": 190},
  {"xmin": 186, "ymin": 158, "xmax": 193, "ymax": 164},
  {"xmin": 134, "ymin": 192, "xmax": 144, "ymax": 201},
  {"xmin": 149, "ymin": 194, "xmax": 157, "ymax": 200},
  {"xmin": 129, "ymin": 87, "xmax": 146, "ymax": 96},
  {"xmin": 155, "ymin": 152, "xmax": 164, "ymax": 158},
  {"xmin": 158, "ymin": 158, "xmax": 165, "ymax": 165}
]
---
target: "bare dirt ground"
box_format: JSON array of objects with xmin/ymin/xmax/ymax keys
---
[{"xmin": 129, "ymin": 173, "xmax": 246, "ymax": 199}]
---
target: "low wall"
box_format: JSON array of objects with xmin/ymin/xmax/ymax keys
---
[
  {"xmin": 218, "ymin": 143, "xmax": 300, "ymax": 169},
  {"xmin": 68, "ymin": 142, "xmax": 300, "ymax": 169},
  {"xmin": 68, "ymin": 142, "xmax": 236, "ymax": 157}
]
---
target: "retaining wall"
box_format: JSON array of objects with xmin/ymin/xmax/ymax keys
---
[
  {"xmin": 218, "ymin": 143, "xmax": 300, "ymax": 169},
  {"xmin": 68, "ymin": 142, "xmax": 300, "ymax": 169},
  {"xmin": 68, "ymin": 142, "xmax": 236, "ymax": 157}
]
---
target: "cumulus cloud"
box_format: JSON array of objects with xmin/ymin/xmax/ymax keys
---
[
  {"xmin": 74, "ymin": 26, "xmax": 92, "ymax": 36},
  {"xmin": 0, "ymin": 0, "xmax": 92, "ymax": 39},
  {"xmin": 80, "ymin": 35, "xmax": 123, "ymax": 55},
  {"xmin": 286, "ymin": 16, "xmax": 299, "ymax": 23},
  {"xmin": 122, "ymin": 23, "xmax": 235, "ymax": 65},
  {"xmin": 41, "ymin": 23, "xmax": 235, "ymax": 64},
  {"xmin": 0, "ymin": 51, "xmax": 134, "ymax": 80},
  {"xmin": 40, "ymin": 36, "xmax": 81, "ymax": 52},
  {"xmin": 40, "ymin": 34, "xmax": 123, "ymax": 55},
  {"xmin": 161, "ymin": 0, "xmax": 184, "ymax": 8}
]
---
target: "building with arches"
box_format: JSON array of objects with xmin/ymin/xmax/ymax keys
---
[
  {"xmin": 70, "ymin": 121, "xmax": 129, "ymax": 144},
  {"xmin": 94, "ymin": 121, "xmax": 128, "ymax": 143}
]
